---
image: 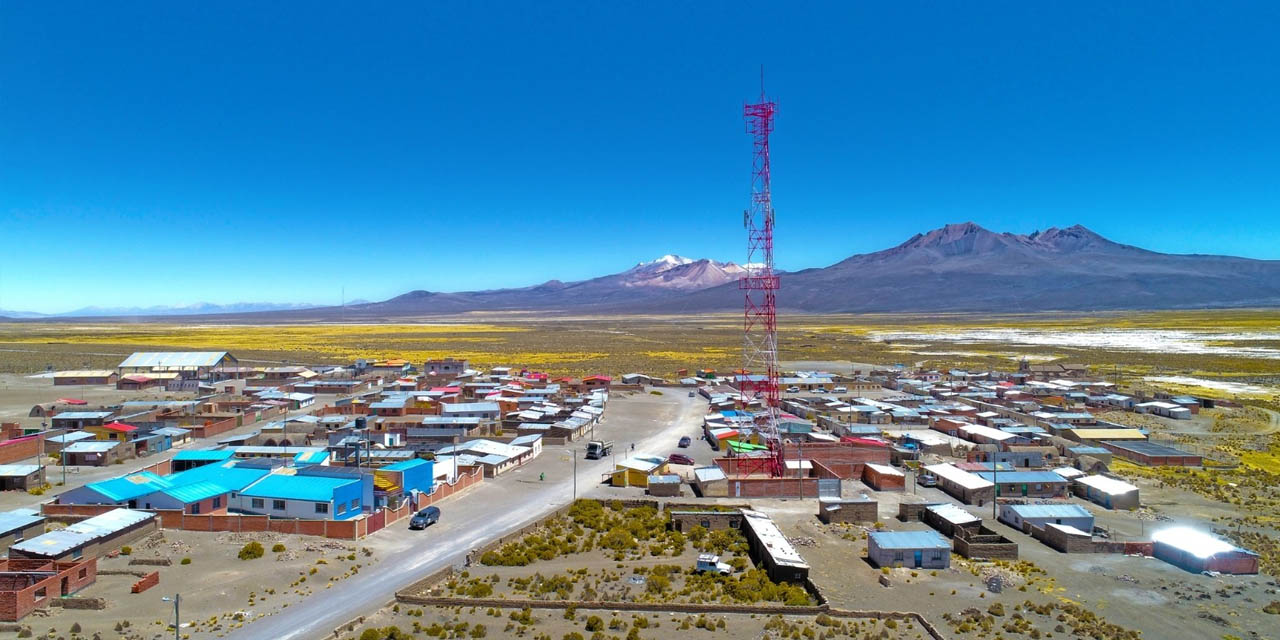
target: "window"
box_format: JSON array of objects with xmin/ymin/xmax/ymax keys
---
[
  {"xmin": 701, "ymin": 520, "xmax": 710, "ymax": 528},
  {"xmin": 34, "ymin": 587, "xmax": 46, "ymax": 599},
  {"xmin": 78, "ymin": 568, "xmax": 87, "ymax": 579},
  {"xmin": 72, "ymin": 549, "xmax": 83, "ymax": 560},
  {"xmin": 893, "ymin": 551, "xmax": 904, "ymax": 562},
  {"xmin": 729, "ymin": 519, "xmax": 740, "ymax": 529},
  {"xmin": 350, "ymin": 499, "xmax": 359, "ymax": 511},
  {"xmin": 251, "ymin": 498, "xmax": 265, "ymax": 509},
  {"xmin": 931, "ymin": 550, "xmax": 944, "ymax": 561},
  {"xmin": 191, "ymin": 503, "xmax": 200, "ymax": 514},
  {"xmin": 315, "ymin": 502, "xmax": 329, "ymax": 514},
  {"xmin": 273, "ymin": 500, "xmax": 286, "ymax": 511},
  {"xmin": 212, "ymin": 496, "xmax": 222, "ymax": 509},
  {"xmin": 336, "ymin": 503, "xmax": 346, "ymax": 515}
]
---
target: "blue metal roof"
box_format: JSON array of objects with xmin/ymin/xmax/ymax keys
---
[
  {"xmin": 869, "ymin": 530, "xmax": 950, "ymax": 550},
  {"xmin": 172, "ymin": 449, "xmax": 234, "ymax": 462},
  {"xmin": 161, "ymin": 481, "xmax": 228, "ymax": 504},
  {"xmin": 83, "ymin": 472, "xmax": 172, "ymax": 501},
  {"xmin": 1005, "ymin": 504, "xmax": 1093, "ymax": 520},
  {"xmin": 975, "ymin": 471, "xmax": 1068, "ymax": 484},
  {"xmin": 165, "ymin": 461, "xmax": 271, "ymax": 493},
  {"xmin": 239, "ymin": 474, "xmax": 358, "ymax": 502},
  {"xmin": 382, "ymin": 458, "xmax": 429, "ymax": 472},
  {"xmin": 294, "ymin": 450, "xmax": 330, "ymax": 465}
]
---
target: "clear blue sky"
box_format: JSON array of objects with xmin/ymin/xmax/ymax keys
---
[{"xmin": 3, "ymin": 2, "xmax": 1278, "ymax": 313}]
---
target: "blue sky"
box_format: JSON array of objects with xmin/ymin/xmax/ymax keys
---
[{"xmin": 3, "ymin": 2, "xmax": 1278, "ymax": 313}]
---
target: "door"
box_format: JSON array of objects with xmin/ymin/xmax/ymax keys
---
[
  {"xmin": 913, "ymin": 550, "xmax": 922, "ymax": 567},
  {"xmin": 1021, "ymin": 484, "xmax": 1028, "ymax": 497}
]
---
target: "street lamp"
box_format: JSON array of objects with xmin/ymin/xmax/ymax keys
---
[{"xmin": 161, "ymin": 593, "xmax": 180, "ymax": 640}]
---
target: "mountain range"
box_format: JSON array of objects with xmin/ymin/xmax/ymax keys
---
[{"xmin": 6, "ymin": 223, "xmax": 1279, "ymax": 320}]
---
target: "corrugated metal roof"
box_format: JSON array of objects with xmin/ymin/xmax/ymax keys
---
[
  {"xmin": 13, "ymin": 509, "xmax": 155, "ymax": 556},
  {"xmin": 239, "ymin": 474, "xmax": 358, "ymax": 502},
  {"xmin": 923, "ymin": 463, "xmax": 994, "ymax": 490},
  {"xmin": 172, "ymin": 449, "xmax": 234, "ymax": 461},
  {"xmin": 83, "ymin": 472, "xmax": 172, "ymax": 501},
  {"xmin": 48, "ymin": 431, "xmax": 94, "ymax": 444},
  {"xmin": 52, "ymin": 411, "xmax": 113, "ymax": 420},
  {"xmin": 0, "ymin": 464, "xmax": 41, "ymax": 477},
  {"xmin": 1076, "ymin": 475, "xmax": 1138, "ymax": 495},
  {"xmin": 161, "ymin": 481, "xmax": 228, "ymax": 503},
  {"xmin": 1004, "ymin": 503, "xmax": 1092, "ymax": 520},
  {"xmin": 869, "ymin": 530, "xmax": 951, "ymax": 550},
  {"xmin": 382, "ymin": 458, "xmax": 429, "ymax": 472},
  {"xmin": 63, "ymin": 441, "xmax": 121, "ymax": 453},
  {"xmin": 974, "ymin": 471, "xmax": 1069, "ymax": 484},
  {"xmin": 926, "ymin": 503, "xmax": 980, "ymax": 526},
  {"xmin": 118, "ymin": 351, "xmax": 231, "ymax": 368},
  {"xmin": 0, "ymin": 509, "xmax": 44, "ymax": 534}
]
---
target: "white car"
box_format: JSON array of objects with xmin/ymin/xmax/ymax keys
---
[
  {"xmin": 695, "ymin": 553, "xmax": 734, "ymax": 575},
  {"xmin": 833, "ymin": 386, "xmax": 847, "ymax": 393}
]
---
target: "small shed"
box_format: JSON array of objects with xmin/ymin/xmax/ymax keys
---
[
  {"xmin": 867, "ymin": 530, "xmax": 951, "ymax": 569},
  {"xmin": 646, "ymin": 474, "xmax": 682, "ymax": 497},
  {"xmin": 817, "ymin": 496, "xmax": 878, "ymax": 524},
  {"xmin": 0, "ymin": 465, "xmax": 45, "ymax": 491},
  {"xmin": 1073, "ymin": 475, "xmax": 1139, "ymax": 510},
  {"xmin": 60, "ymin": 441, "xmax": 123, "ymax": 467},
  {"xmin": 861, "ymin": 463, "xmax": 905, "ymax": 491},
  {"xmin": 692, "ymin": 466, "xmax": 727, "ymax": 497}
]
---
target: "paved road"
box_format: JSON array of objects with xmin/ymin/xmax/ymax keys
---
[{"xmin": 224, "ymin": 390, "xmax": 704, "ymax": 640}]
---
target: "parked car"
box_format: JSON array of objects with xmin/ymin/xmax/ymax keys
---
[
  {"xmin": 833, "ymin": 386, "xmax": 848, "ymax": 393},
  {"xmin": 678, "ymin": 436, "xmax": 692, "ymax": 448},
  {"xmin": 915, "ymin": 473, "xmax": 938, "ymax": 488},
  {"xmin": 668, "ymin": 453, "xmax": 695, "ymax": 466},
  {"xmin": 696, "ymin": 553, "xmax": 734, "ymax": 575},
  {"xmin": 786, "ymin": 386, "xmax": 800, "ymax": 393},
  {"xmin": 409, "ymin": 506, "xmax": 441, "ymax": 530},
  {"xmin": 814, "ymin": 387, "xmax": 827, "ymax": 393}
]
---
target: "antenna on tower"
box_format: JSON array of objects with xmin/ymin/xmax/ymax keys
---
[{"xmin": 739, "ymin": 77, "xmax": 783, "ymax": 477}]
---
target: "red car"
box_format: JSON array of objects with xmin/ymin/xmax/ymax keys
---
[{"xmin": 668, "ymin": 453, "xmax": 695, "ymax": 466}]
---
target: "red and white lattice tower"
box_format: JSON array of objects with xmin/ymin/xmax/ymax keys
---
[{"xmin": 738, "ymin": 85, "xmax": 784, "ymax": 477}]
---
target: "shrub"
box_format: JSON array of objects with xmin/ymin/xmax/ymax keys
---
[
  {"xmin": 272, "ymin": 543, "xmax": 286, "ymax": 553},
  {"xmin": 239, "ymin": 541, "xmax": 265, "ymax": 560},
  {"xmin": 470, "ymin": 624, "xmax": 488, "ymax": 638},
  {"xmin": 180, "ymin": 557, "xmax": 191, "ymax": 565},
  {"xmin": 119, "ymin": 546, "xmax": 132, "ymax": 556}
]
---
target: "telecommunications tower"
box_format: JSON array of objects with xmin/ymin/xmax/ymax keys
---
[{"xmin": 738, "ymin": 81, "xmax": 784, "ymax": 477}]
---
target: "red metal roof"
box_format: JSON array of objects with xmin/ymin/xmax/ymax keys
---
[
  {"xmin": 101, "ymin": 422, "xmax": 138, "ymax": 433},
  {"xmin": 56, "ymin": 398, "xmax": 88, "ymax": 405}
]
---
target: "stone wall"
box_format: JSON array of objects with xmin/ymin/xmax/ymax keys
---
[{"xmin": 953, "ymin": 526, "xmax": 1018, "ymax": 560}]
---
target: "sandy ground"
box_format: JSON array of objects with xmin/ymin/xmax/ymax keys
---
[
  {"xmin": 17, "ymin": 529, "xmax": 374, "ymax": 639},
  {"xmin": 346, "ymin": 607, "xmax": 929, "ymax": 640}
]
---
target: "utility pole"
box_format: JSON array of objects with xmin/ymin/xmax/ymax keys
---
[
  {"xmin": 572, "ymin": 449, "xmax": 578, "ymax": 501},
  {"xmin": 162, "ymin": 593, "xmax": 180, "ymax": 640}
]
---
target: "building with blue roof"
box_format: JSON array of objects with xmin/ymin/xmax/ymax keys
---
[
  {"xmin": 999, "ymin": 503, "xmax": 1094, "ymax": 533},
  {"xmin": 867, "ymin": 530, "xmax": 951, "ymax": 568},
  {"xmin": 146, "ymin": 481, "xmax": 230, "ymax": 514},
  {"xmin": 232, "ymin": 473, "xmax": 364, "ymax": 520},
  {"xmin": 376, "ymin": 458, "xmax": 434, "ymax": 497},
  {"xmin": 171, "ymin": 448, "xmax": 235, "ymax": 472}
]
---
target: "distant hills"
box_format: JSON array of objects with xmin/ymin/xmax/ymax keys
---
[
  {"xmin": 6, "ymin": 223, "xmax": 1279, "ymax": 320},
  {"xmin": 0, "ymin": 301, "xmax": 320, "ymax": 319}
]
